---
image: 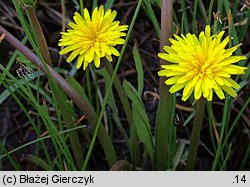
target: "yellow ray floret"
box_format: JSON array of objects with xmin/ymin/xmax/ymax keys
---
[
  {"xmin": 59, "ymin": 5, "xmax": 128, "ymax": 70},
  {"xmin": 158, "ymin": 25, "xmax": 247, "ymax": 101}
]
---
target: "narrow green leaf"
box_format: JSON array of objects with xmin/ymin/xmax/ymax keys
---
[
  {"xmin": 123, "ymin": 80, "xmax": 149, "ymax": 125},
  {"xmin": 240, "ymin": 143, "xmax": 250, "ymax": 170},
  {"xmin": 133, "ymin": 45, "xmax": 144, "ymax": 97},
  {"xmin": 173, "ymin": 143, "xmax": 185, "ymax": 170},
  {"xmin": 0, "ymin": 64, "xmax": 75, "ymax": 170},
  {"xmin": 149, "ymin": 0, "xmax": 161, "ymax": 7},
  {"xmin": 132, "ymin": 104, "xmax": 154, "ymax": 162},
  {"xmin": 221, "ymin": 144, "xmax": 232, "ymax": 170},
  {"xmin": 67, "ymin": 76, "xmax": 93, "ymax": 109},
  {"xmin": 40, "ymin": 105, "xmax": 76, "ymax": 170},
  {"xmin": 130, "ymin": 123, "xmax": 142, "ymax": 168},
  {"xmin": 208, "ymin": 0, "xmax": 215, "ymax": 24},
  {"xmin": 0, "ymin": 142, "xmax": 21, "ymax": 170},
  {"xmin": 192, "ymin": 0, "xmax": 199, "ymax": 34},
  {"xmin": 51, "ymin": 84, "xmax": 84, "ymax": 169},
  {"xmin": 105, "ymin": 0, "xmax": 115, "ymax": 9},
  {"xmin": 24, "ymin": 154, "xmax": 53, "ymax": 170},
  {"xmin": 97, "ymin": 68, "xmax": 129, "ymax": 147},
  {"xmin": 0, "ymin": 70, "xmax": 53, "ymax": 167},
  {"xmin": 143, "ymin": 0, "xmax": 161, "ymax": 38},
  {"xmin": 123, "ymin": 80, "xmax": 154, "ymax": 162},
  {"xmin": 0, "ymin": 76, "xmax": 52, "ymax": 105},
  {"xmin": 0, "ymin": 125, "xmax": 87, "ymax": 161},
  {"xmin": 68, "ymin": 76, "xmax": 118, "ymax": 168},
  {"xmin": 180, "ymin": 0, "xmax": 189, "ymax": 33}
]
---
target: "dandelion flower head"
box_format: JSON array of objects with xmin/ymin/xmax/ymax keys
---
[
  {"xmin": 59, "ymin": 5, "xmax": 128, "ymax": 70},
  {"xmin": 158, "ymin": 25, "xmax": 247, "ymax": 101}
]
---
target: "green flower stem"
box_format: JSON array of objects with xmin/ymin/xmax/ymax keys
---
[
  {"xmin": 0, "ymin": 25, "xmax": 117, "ymax": 167},
  {"xmin": 186, "ymin": 97, "xmax": 206, "ymax": 170},
  {"xmin": 86, "ymin": 68, "xmax": 93, "ymax": 105},
  {"xmin": 155, "ymin": 0, "xmax": 173, "ymax": 170},
  {"xmin": 26, "ymin": 7, "xmax": 53, "ymax": 67},
  {"xmin": 92, "ymin": 65, "xmax": 100, "ymax": 114},
  {"xmin": 81, "ymin": 0, "xmax": 143, "ymax": 170},
  {"xmin": 103, "ymin": 60, "xmax": 132, "ymax": 126}
]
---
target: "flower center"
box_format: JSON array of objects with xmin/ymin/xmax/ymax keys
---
[
  {"xmin": 89, "ymin": 32, "xmax": 100, "ymax": 45},
  {"xmin": 196, "ymin": 55, "xmax": 213, "ymax": 79}
]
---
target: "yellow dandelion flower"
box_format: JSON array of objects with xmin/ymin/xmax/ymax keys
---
[
  {"xmin": 59, "ymin": 5, "xmax": 128, "ymax": 70},
  {"xmin": 158, "ymin": 25, "xmax": 247, "ymax": 101}
]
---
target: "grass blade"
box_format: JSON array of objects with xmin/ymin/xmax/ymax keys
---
[
  {"xmin": 133, "ymin": 45, "xmax": 144, "ymax": 97},
  {"xmin": 123, "ymin": 80, "xmax": 154, "ymax": 162}
]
